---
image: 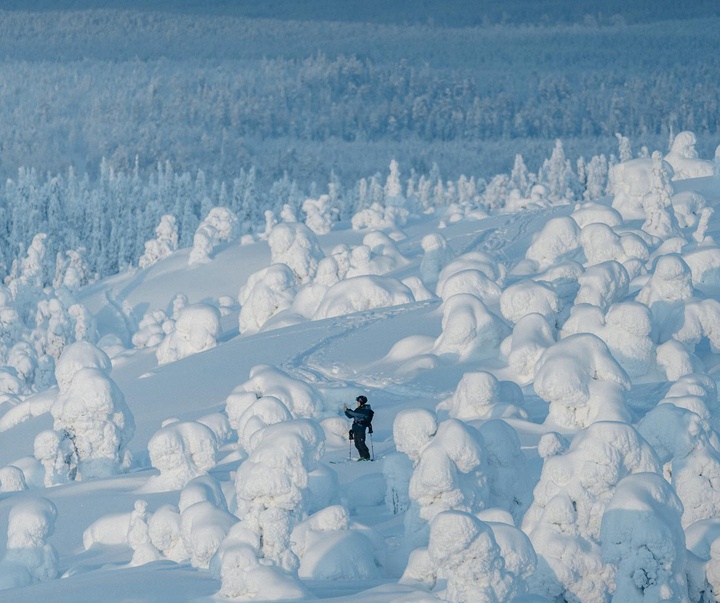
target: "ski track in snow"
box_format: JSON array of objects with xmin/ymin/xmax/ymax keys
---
[{"xmin": 282, "ymin": 210, "xmax": 540, "ymax": 400}]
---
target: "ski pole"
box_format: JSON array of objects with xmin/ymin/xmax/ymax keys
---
[
  {"xmin": 348, "ymin": 433, "xmax": 353, "ymax": 461},
  {"xmin": 370, "ymin": 432, "xmax": 375, "ymax": 461}
]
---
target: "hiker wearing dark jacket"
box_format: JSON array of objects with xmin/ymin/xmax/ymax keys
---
[{"xmin": 343, "ymin": 395, "xmax": 373, "ymax": 461}]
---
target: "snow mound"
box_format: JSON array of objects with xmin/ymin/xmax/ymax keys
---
[
  {"xmin": 268, "ymin": 222, "xmax": 324, "ymax": 284},
  {"xmin": 313, "ymin": 275, "xmax": 414, "ymax": 320},
  {"xmin": 441, "ymin": 371, "xmax": 526, "ymax": 420},
  {"xmin": 239, "ymin": 263, "xmax": 297, "ymax": 333},
  {"xmin": 147, "ymin": 420, "xmax": 218, "ymax": 491},
  {"xmin": 156, "ymin": 303, "xmax": 221, "ymax": 365}
]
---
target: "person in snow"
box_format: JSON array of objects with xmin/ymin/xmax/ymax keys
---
[{"xmin": 343, "ymin": 395, "xmax": 374, "ymax": 461}]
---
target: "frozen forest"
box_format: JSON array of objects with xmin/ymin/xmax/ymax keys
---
[{"xmin": 1, "ymin": 1, "xmax": 720, "ymax": 602}]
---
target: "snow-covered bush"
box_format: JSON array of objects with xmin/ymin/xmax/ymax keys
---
[
  {"xmin": 238, "ymin": 264, "xmax": 297, "ymax": 333},
  {"xmin": 574, "ymin": 260, "xmax": 629, "ymax": 310},
  {"xmin": 352, "ymin": 202, "xmax": 407, "ymax": 232},
  {"xmin": 0, "ymin": 465, "xmax": 27, "ymax": 492},
  {"xmin": 147, "ymin": 420, "xmax": 218, "ymax": 491},
  {"xmin": 313, "ymin": 275, "xmax": 414, "ymax": 320},
  {"xmin": 433, "ymin": 294, "xmax": 509, "ymax": 362},
  {"xmin": 404, "ymin": 419, "xmax": 489, "ymax": 549},
  {"xmin": 139, "ymin": 214, "xmax": 178, "ymax": 269},
  {"xmin": 500, "ymin": 280, "xmax": 561, "ymax": 326},
  {"xmin": 127, "ymin": 499, "xmax": 162, "ymax": 566},
  {"xmin": 534, "ymin": 333, "xmax": 631, "ymax": 429},
  {"xmin": 610, "ymin": 157, "xmax": 663, "ymax": 220},
  {"xmin": 302, "ymin": 195, "xmax": 335, "ymax": 235},
  {"xmin": 0, "ymin": 497, "xmax": 58, "ymax": 590},
  {"xmin": 436, "ymin": 251, "xmax": 503, "ymax": 294},
  {"xmin": 148, "ymin": 505, "xmax": 187, "ymax": 562},
  {"xmin": 226, "ymin": 364, "xmax": 323, "ymax": 422},
  {"xmin": 232, "ymin": 394, "xmax": 293, "ymax": 452},
  {"xmin": 570, "ymin": 202, "xmax": 623, "ymax": 229},
  {"xmin": 156, "ymin": 303, "xmax": 221, "ymax": 365},
  {"xmin": 54, "ymin": 340, "xmax": 113, "ymax": 391},
  {"xmin": 522, "ymin": 422, "xmax": 661, "ymax": 602},
  {"xmin": 600, "ymin": 472, "xmax": 688, "ymax": 602},
  {"xmin": 436, "ymin": 268, "xmax": 502, "ymax": 305},
  {"xmin": 234, "ymin": 420, "xmax": 325, "ymax": 571},
  {"xmin": 440, "ymin": 371, "xmax": 526, "ymax": 420},
  {"xmin": 188, "ymin": 207, "xmax": 239, "ymax": 265},
  {"xmin": 181, "ymin": 500, "xmax": 238, "ymax": 569},
  {"xmin": 664, "ymin": 131, "xmax": 714, "ymax": 180},
  {"xmin": 525, "ymin": 216, "xmax": 581, "ymax": 270},
  {"xmin": 217, "ymin": 543, "xmax": 311, "ymax": 601},
  {"xmin": 290, "ymin": 505, "xmax": 381, "ymax": 580},
  {"xmin": 427, "ymin": 510, "xmax": 523, "ymax": 602},
  {"xmin": 642, "ymin": 151, "xmax": 680, "ymax": 239},
  {"xmin": 132, "ymin": 308, "xmax": 171, "ymax": 349},
  {"xmin": 672, "ymin": 191, "xmax": 708, "ymax": 228},
  {"xmin": 579, "ymin": 222, "xmax": 649, "ymax": 268},
  {"xmin": 46, "ymin": 343, "xmax": 134, "ymax": 480},
  {"xmin": 420, "ymin": 233, "xmax": 455, "ymax": 286},
  {"xmin": 393, "ymin": 408, "xmax": 438, "ymax": 463},
  {"xmin": 502, "ymin": 313, "xmax": 556, "ymax": 383},
  {"xmin": 268, "ymin": 222, "xmax": 324, "ymax": 284},
  {"xmin": 478, "ymin": 420, "xmax": 532, "ymax": 522}
]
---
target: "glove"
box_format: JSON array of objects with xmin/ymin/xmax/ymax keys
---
[{"xmin": 348, "ymin": 430, "xmax": 354, "ymax": 441}]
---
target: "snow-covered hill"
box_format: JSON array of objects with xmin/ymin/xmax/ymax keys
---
[{"xmin": 1, "ymin": 139, "xmax": 720, "ymax": 601}]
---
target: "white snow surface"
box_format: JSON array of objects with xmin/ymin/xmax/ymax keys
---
[{"xmin": 2, "ymin": 135, "xmax": 720, "ymax": 603}]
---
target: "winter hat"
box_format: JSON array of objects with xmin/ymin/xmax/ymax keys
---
[{"xmin": 356, "ymin": 395, "xmax": 368, "ymax": 405}]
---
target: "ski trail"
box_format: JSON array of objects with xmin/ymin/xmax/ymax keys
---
[{"xmin": 280, "ymin": 300, "xmax": 438, "ymax": 389}]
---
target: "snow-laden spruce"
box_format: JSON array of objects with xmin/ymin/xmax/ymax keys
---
[
  {"xmin": 36, "ymin": 341, "xmax": 134, "ymax": 483},
  {"xmin": 156, "ymin": 303, "xmax": 221, "ymax": 365},
  {"xmin": 0, "ymin": 497, "xmax": 58, "ymax": 591}
]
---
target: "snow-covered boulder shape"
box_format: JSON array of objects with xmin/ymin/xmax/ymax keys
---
[
  {"xmin": 156, "ymin": 303, "xmax": 221, "ymax": 365},
  {"xmin": 139, "ymin": 214, "xmax": 178, "ymax": 269},
  {"xmin": 188, "ymin": 207, "xmax": 239, "ymax": 265},
  {"xmin": 672, "ymin": 191, "xmax": 708, "ymax": 228},
  {"xmin": 232, "ymin": 395, "xmax": 293, "ymax": 452},
  {"xmin": 637, "ymin": 253, "xmax": 694, "ymax": 310},
  {"xmin": 684, "ymin": 246, "xmax": 720, "ymax": 288},
  {"xmin": 50, "ymin": 365, "xmax": 134, "ymax": 480},
  {"xmin": 362, "ymin": 231, "xmax": 409, "ymax": 270},
  {"xmin": 525, "ymin": 216, "xmax": 581, "ymax": 270},
  {"xmin": 393, "ymin": 408, "xmax": 438, "ymax": 463},
  {"xmin": 570, "ymin": 201, "xmax": 623, "ymax": 229},
  {"xmin": 302, "ymin": 195, "xmax": 335, "ymax": 235},
  {"xmin": 437, "ymin": 268, "xmax": 502, "ymax": 305},
  {"xmin": 478, "ymin": 420, "xmax": 532, "ymax": 521},
  {"xmin": 148, "ymin": 505, "xmax": 188, "ymax": 562},
  {"xmin": 503, "ymin": 313, "xmax": 556, "ymax": 383},
  {"xmin": 500, "ymin": 280, "xmax": 560, "ymax": 325},
  {"xmin": 433, "ymin": 294, "xmax": 509, "ymax": 362},
  {"xmin": 54, "ymin": 340, "xmax": 112, "ymax": 392},
  {"xmin": 574, "ymin": 260, "xmax": 629, "ymax": 310},
  {"xmin": 405, "ymin": 419, "xmax": 489, "ymax": 549},
  {"xmin": 601, "ymin": 302, "xmax": 655, "ymax": 378},
  {"xmin": 181, "ymin": 500, "xmax": 238, "ymax": 569},
  {"xmin": 234, "ymin": 420, "xmax": 325, "ymax": 571},
  {"xmin": 268, "ymin": 222, "xmax": 324, "ymax": 284},
  {"xmin": 534, "ymin": 333, "xmax": 631, "ymax": 429},
  {"xmin": 132, "ymin": 308, "xmax": 171, "ymax": 349},
  {"xmin": 522, "ymin": 422, "xmax": 661, "ymax": 602},
  {"xmin": 0, "ymin": 465, "xmax": 27, "ymax": 492},
  {"xmin": 428, "ymin": 510, "xmax": 522, "ymax": 602},
  {"xmin": 148, "ymin": 420, "xmax": 217, "ymax": 491},
  {"xmin": 0, "ymin": 497, "xmax": 58, "ymax": 590},
  {"xmin": 600, "ymin": 473, "xmax": 688, "ymax": 602},
  {"xmin": 441, "ymin": 371, "xmax": 526, "ymax": 420},
  {"xmin": 611, "ymin": 156, "xmax": 672, "ymax": 220},
  {"xmin": 239, "ymin": 263, "xmax": 297, "ymax": 333},
  {"xmin": 290, "ymin": 505, "xmax": 381, "ymax": 580},
  {"xmin": 313, "ymin": 274, "xmax": 414, "ymax": 320},
  {"xmin": 217, "ymin": 543, "xmax": 312, "ymax": 601},
  {"xmin": 436, "ymin": 251, "xmax": 503, "ymax": 293},
  {"xmin": 579, "ymin": 222, "xmax": 649, "ymax": 270},
  {"xmin": 642, "ymin": 151, "xmax": 681, "ymax": 239},
  {"xmin": 665, "ymin": 131, "xmax": 714, "ymax": 180},
  {"xmin": 420, "ymin": 233, "xmax": 455, "ymax": 287},
  {"xmin": 127, "ymin": 499, "xmax": 162, "ymax": 566},
  {"xmin": 226, "ymin": 364, "xmax": 322, "ymax": 421}
]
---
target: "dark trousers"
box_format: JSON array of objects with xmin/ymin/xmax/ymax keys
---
[{"xmin": 352, "ymin": 426, "xmax": 370, "ymax": 459}]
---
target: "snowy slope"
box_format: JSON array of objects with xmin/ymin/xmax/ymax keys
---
[{"xmin": 2, "ymin": 153, "xmax": 720, "ymax": 601}]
